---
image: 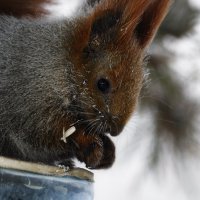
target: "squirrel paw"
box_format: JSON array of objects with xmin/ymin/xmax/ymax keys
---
[
  {"xmin": 94, "ymin": 134, "xmax": 115, "ymax": 169},
  {"xmin": 71, "ymin": 133, "xmax": 115, "ymax": 169}
]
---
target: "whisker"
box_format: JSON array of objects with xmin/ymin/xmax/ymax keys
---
[
  {"xmin": 68, "ymin": 104, "xmax": 95, "ymax": 113},
  {"xmin": 113, "ymin": 115, "xmax": 120, "ymax": 122},
  {"xmin": 75, "ymin": 111, "xmax": 96, "ymax": 116},
  {"xmin": 79, "ymin": 100, "xmax": 94, "ymax": 109},
  {"xmin": 68, "ymin": 110, "xmax": 96, "ymax": 116},
  {"xmin": 92, "ymin": 105, "xmax": 102, "ymax": 114},
  {"xmin": 95, "ymin": 121, "xmax": 102, "ymax": 135},
  {"xmin": 89, "ymin": 123, "xmax": 98, "ymax": 135},
  {"xmin": 69, "ymin": 103, "xmax": 99, "ymax": 116},
  {"xmin": 88, "ymin": 121, "xmax": 99, "ymax": 136},
  {"xmin": 68, "ymin": 118, "xmax": 98, "ymax": 130},
  {"xmin": 98, "ymin": 122, "xmax": 104, "ymax": 135},
  {"xmin": 84, "ymin": 119, "xmax": 100, "ymax": 134},
  {"xmin": 69, "ymin": 119, "xmax": 82, "ymax": 127},
  {"xmin": 102, "ymin": 121, "xmax": 107, "ymax": 134}
]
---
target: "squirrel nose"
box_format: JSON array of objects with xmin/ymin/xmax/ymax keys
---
[
  {"xmin": 101, "ymin": 113, "xmax": 123, "ymax": 136},
  {"xmin": 110, "ymin": 125, "xmax": 123, "ymax": 136}
]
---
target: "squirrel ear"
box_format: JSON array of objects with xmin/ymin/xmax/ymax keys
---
[
  {"xmin": 81, "ymin": 0, "xmax": 152, "ymax": 57},
  {"xmin": 72, "ymin": 0, "xmax": 171, "ymax": 60},
  {"xmin": 86, "ymin": 0, "xmax": 171, "ymax": 51},
  {"xmin": 133, "ymin": 0, "xmax": 172, "ymax": 49}
]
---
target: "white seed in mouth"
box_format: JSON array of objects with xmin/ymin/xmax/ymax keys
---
[{"xmin": 61, "ymin": 126, "xmax": 76, "ymax": 143}]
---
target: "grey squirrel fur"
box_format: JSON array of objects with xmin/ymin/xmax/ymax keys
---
[{"xmin": 0, "ymin": 16, "xmax": 76, "ymax": 163}]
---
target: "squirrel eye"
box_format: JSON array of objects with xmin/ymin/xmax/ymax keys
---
[{"xmin": 97, "ymin": 78, "xmax": 111, "ymax": 94}]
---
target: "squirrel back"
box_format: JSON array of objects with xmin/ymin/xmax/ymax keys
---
[{"xmin": 0, "ymin": 0, "xmax": 171, "ymax": 168}]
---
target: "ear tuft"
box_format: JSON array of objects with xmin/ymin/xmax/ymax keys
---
[
  {"xmin": 134, "ymin": 0, "xmax": 172, "ymax": 48},
  {"xmin": 91, "ymin": 10, "xmax": 122, "ymax": 36}
]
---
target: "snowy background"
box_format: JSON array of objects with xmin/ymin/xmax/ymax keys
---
[{"xmin": 45, "ymin": 0, "xmax": 200, "ymax": 199}]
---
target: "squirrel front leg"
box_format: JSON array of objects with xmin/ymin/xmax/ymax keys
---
[{"xmin": 69, "ymin": 129, "xmax": 115, "ymax": 169}]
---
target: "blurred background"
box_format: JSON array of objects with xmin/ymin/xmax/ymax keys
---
[{"xmin": 47, "ymin": 0, "xmax": 200, "ymax": 199}]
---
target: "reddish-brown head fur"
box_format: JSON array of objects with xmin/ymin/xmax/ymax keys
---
[{"xmin": 70, "ymin": 0, "xmax": 171, "ymax": 136}]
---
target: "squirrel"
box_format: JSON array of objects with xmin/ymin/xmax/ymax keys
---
[{"xmin": 0, "ymin": 0, "xmax": 171, "ymax": 169}]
